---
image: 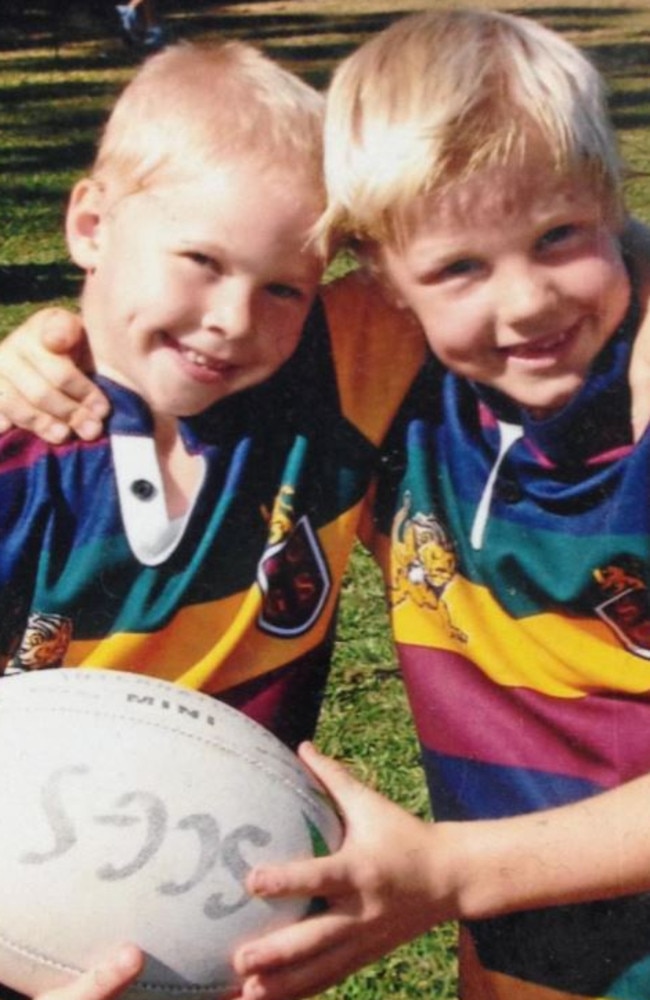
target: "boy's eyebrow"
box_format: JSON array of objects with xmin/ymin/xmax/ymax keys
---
[
  {"xmin": 405, "ymin": 240, "xmax": 472, "ymax": 270},
  {"xmin": 175, "ymin": 236, "xmax": 224, "ymax": 252}
]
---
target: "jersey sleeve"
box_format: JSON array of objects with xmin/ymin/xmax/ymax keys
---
[{"xmin": 320, "ymin": 271, "xmax": 428, "ymax": 448}]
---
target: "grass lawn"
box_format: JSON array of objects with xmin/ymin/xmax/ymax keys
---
[{"xmin": 3, "ymin": 2, "xmax": 650, "ymax": 997}]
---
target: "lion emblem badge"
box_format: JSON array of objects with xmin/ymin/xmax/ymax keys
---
[{"xmin": 390, "ymin": 491, "xmax": 466, "ymax": 642}]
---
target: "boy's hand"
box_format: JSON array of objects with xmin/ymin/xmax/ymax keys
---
[
  {"xmin": 0, "ymin": 308, "xmax": 108, "ymax": 443},
  {"xmin": 35, "ymin": 945, "xmax": 144, "ymax": 1000},
  {"xmin": 232, "ymin": 743, "xmax": 454, "ymax": 1000}
]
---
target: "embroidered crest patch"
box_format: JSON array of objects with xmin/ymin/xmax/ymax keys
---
[
  {"xmin": 593, "ymin": 562, "xmax": 650, "ymax": 658},
  {"xmin": 257, "ymin": 516, "xmax": 330, "ymax": 637}
]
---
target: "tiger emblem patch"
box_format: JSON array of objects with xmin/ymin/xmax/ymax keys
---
[{"xmin": 6, "ymin": 612, "xmax": 73, "ymax": 675}]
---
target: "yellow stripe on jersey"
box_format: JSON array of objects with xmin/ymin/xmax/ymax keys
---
[
  {"xmin": 390, "ymin": 572, "xmax": 650, "ymax": 699},
  {"xmin": 66, "ymin": 508, "xmax": 362, "ymax": 693}
]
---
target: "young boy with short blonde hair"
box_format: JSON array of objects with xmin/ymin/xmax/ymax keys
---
[
  {"xmin": 230, "ymin": 11, "xmax": 650, "ymax": 1000},
  {"xmin": 0, "ymin": 38, "xmax": 426, "ymax": 1000}
]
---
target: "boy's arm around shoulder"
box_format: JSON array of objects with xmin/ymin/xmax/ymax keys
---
[
  {"xmin": 320, "ymin": 272, "xmax": 428, "ymax": 447},
  {"xmin": 0, "ymin": 308, "xmax": 108, "ymax": 443},
  {"xmin": 233, "ymin": 745, "xmax": 650, "ymax": 1000}
]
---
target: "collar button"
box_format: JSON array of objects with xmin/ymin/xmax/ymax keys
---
[{"xmin": 131, "ymin": 479, "xmax": 156, "ymax": 501}]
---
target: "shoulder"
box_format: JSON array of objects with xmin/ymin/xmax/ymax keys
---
[
  {"xmin": 321, "ymin": 270, "xmax": 421, "ymax": 350},
  {"xmin": 318, "ymin": 271, "xmax": 429, "ymax": 445}
]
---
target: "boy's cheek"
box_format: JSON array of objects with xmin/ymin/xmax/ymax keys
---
[{"xmin": 413, "ymin": 303, "xmax": 473, "ymax": 364}]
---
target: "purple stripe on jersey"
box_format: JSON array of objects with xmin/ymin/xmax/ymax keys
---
[
  {"xmin": 585, "ymin": 443, "xmax": 633, "ymax": 465},
  {"xmin": 0, "ymin": 432, "xmax": 97, "ymax": 473},
  {"xmin": 398, "ymin": 644, "xmax": 650, "ymax": 789},
  {"xmin": 422, "ymin": 745, "xmax": 601, "ymax": 819}
]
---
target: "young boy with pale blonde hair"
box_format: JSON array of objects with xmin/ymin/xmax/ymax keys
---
[
  {"xmin": 226, "ymin": 10, "xmax": 650, "ymax": 1000},
  {"xmin": 6, "ymin": 11, "xmax": 650, "ymax": 1000},
  {"xmin": 0, "ymin": 35, "xmax": 425, "ymax": 1000}
]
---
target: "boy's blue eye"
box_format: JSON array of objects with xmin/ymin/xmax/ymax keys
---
[
  {"xmin": 267, "ymin": 283, "xmax": 302, "ymax": 301},
  {"xmin": 440, "ymin": 258, "xmax": 480, "ymax": 279},
  {"xmin": 538, "ymin": 224, "xmax": 576, "ymax": 250},
  {"xmin": 187, "ymin": 252, "xmax": 218, "ymax": 271}
]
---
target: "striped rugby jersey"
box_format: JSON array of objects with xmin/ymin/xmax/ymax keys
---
[
  {"xmin": 370, "ymin": 306, "xmax": 650, "ymax": 999},
  {"xmin": 0, "ymin": 275, "xmax": 424, "ymax": 749}
]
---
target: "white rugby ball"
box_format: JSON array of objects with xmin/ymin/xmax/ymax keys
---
[{"xmin": 0, "ymin": 669, "xmax": 342, "ymax": 999}]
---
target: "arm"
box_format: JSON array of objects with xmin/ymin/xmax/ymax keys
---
[
  {"xmin": 233, "ymin": 742, "xmax": 650, "ymax": 1000},
  {"xmin": 34, "ymin": 946, "xmax": 143, "ymax": 1000},
  {"xmin": 0, "ymin": 309, "xmax": 108, "ymax": 442}
]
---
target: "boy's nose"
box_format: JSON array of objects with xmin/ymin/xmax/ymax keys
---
[
  {"xmin": 201, "ymin": 282, "xmax": 254, "ymax": 340},
  {"xmin": 497, "ymin": 264, "xmax": 558, "ymax": 330}
]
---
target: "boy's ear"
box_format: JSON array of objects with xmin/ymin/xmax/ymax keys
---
[{"xmin": 65, "ymin": 178, "xmax": 108, "ymax": 270}]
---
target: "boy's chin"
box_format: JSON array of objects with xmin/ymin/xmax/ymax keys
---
[
  {"xmin": 498, "ymin": 370, "xmax": 588, "ymax": 421},
  {"xmin": 519, "ymin": 387, "xmax": 580, "ymax": 421}
]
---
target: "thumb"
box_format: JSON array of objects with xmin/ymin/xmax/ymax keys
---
[
  {"xmin": 40, "ymin": 946, "xmax": 144, "ymax": 1000},
  {"xmin": 243, "ymin": 746, "xmax": 359, "ymax": 901},
  {"xmin": 298, "ymin": 742, "xmax": 380, "ymax": 823},
  {"xmin": 39, "ymin": 309, "xmax": 86, "ymax": 356}
]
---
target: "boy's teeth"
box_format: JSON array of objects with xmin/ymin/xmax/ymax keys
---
[
  {"xmin": 537, "ymin": 332, "xmax": 566, "ymax": 349},
  {"xmin": 186, "ymin": 348, "xmax": 211, "ymax": 368},
  {"xmin": 513, "ymin": 331, "xmax": 567, "ymax": 355}
]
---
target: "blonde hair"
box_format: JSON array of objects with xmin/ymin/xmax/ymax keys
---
[
  {"xmin": 319, "ymin": 8, "xmax": 623, "ymax": 249},
  {"xmin": 92, "ymin": 40, "xmax": 324, "ymax": 201}
]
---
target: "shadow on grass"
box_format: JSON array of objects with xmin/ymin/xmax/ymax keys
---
[
  {"xmin": 0, "ymin": 141, "xmax": 97, "ymax": 178},
  {"xmin": 3, "ymin": 1, "xmax": 414, "ymax": 67},
  {"xmin": 0, "ymin": 264, "xmax": 80, "ymax": 304},
  {"xmin": 4, "ymin": 0, "xmax": 650, "ymax": 312}
]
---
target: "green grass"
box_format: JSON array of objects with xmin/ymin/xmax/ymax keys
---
[
  {"xmin": 4, "ymin": 2, "xmax": 650, "ymax": 996},
  {"xmin": 318, "ymin": 547, "xmax": 459, "ymax": 999}
]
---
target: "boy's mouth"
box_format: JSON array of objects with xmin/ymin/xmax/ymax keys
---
[
  {"xmin": 505, "ymin": 327, "xmax": 574, "ymax": 360},
  {"xmin": 182, "ymin": 347, "xmax": 228, "ymax": 371},
  {"xmin": 173, "ymin": 340, "xmax": 238, "ymax": 376}
]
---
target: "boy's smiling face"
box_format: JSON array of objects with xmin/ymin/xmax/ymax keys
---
[
  {"xmin": 379, "ymin": 167, "xmax": 631, "ymax": 418},
  {"xmin": 67, "ymin": 160, "xmax": 324, "ymax": 418}
]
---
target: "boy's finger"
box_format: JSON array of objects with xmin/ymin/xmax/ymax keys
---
[
  {"xmin": 0, "ymin": 378, "xmax": 72, "ymax": 443},
  {"xmin": 27, "ymin": 308, "xmax": 86, "ymax": 356},
  {"xmin": 67, "ymin": 408, "xmax": 108, "ymax": 442},
  {"xmin": 40, "ymin": 945, "xmax": 144, "ymax": 1000},
  {"xmin": 8, "ymin": 352, "xmax": 108, "ymax": 419},
  {"xmin": 247, "ymin": 852, "xmax": 346, "ymax": 900},
  {"xmin": 234, "ymin": 908, "xmax": 351, "ymax": 977},
  {"xmin": 298, "ymin": 742, "xmax": 361, "ymax": 805},
  {"xmin": 0, "ymin": 373, "xmax": 106, "ymax": 443},
  {"xmin": 239, "ymin": 928, "xmax": 376, "ymax": 1000},
  {"xmin": 298, "ymin": 742, "xmax": 382, "ymax": 820}
]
